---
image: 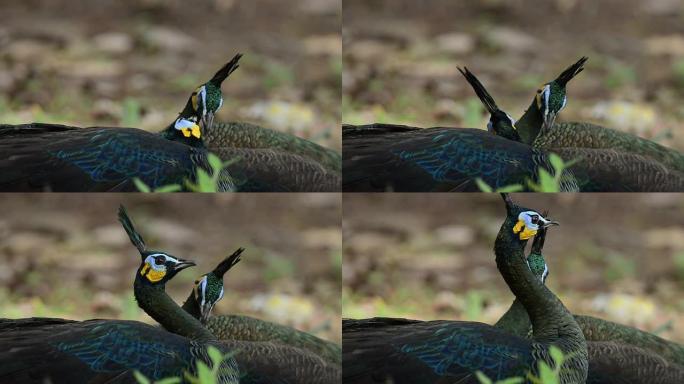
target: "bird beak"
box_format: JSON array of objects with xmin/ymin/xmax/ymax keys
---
[
  {"xmin": 541, "ymin": 219, "xmax": 559, "ymax": 228},
  {"xmin": 174, "ymin": 259, "xmax": 196, "ymax": 271}
]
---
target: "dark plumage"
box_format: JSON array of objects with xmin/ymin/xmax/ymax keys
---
[
  {"xmin": 0, "ymin": 123, "xmax": 226, "ymax": 192},
  {"xmin": 342, "ymin": 124, "xmax": 577, "ymax": 192},
  {"xmin": 497, "ymin": 226, "xmax": 684, "ymax": 383},
  {"xmin": 0, "ymin": 317, "xmax": 240, "ymax": 384},
  {"xmin": 181, "ymin": 252, "xmax": 342, "ymax": 365},
  {"xmin": 343, "ymin": 195, "xmax": 588, "ymax": 383},
  {"xmin": 217, "ymin": 147, "xmax": 340, "ymax": 192},
  {"xmin": 206, "ymin": 121, "xmax": 342, "ymax": 174},
  {"xmin": 460, "ymin": 66, "xmax": 684, "ymax": 191},
  {"xmin": 120, "ymin": 206, "xmax": 341, "ymax": 384}
]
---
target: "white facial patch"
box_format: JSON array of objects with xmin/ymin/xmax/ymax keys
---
[
  {"xmin": 487, "ymin": 120, "xmax": 494, "ymax": 132},
  {"xmin": 197, "ymin": 276, "xmax": 208, "ymax": 306},
  {"xmin": 217, "ymin": 97, "xmax": 223, "ymax": 112},
  {"xmin": 174, "ymin": 118, "xmax": 197, "ymax": 131},
  {"xmin": 198, "ymin": 86, "xmax": 207, "ymax": 116},
  {"xmin": 145, "ymin": 253, "xmax": 178, "ymax": 272},
  {"xmin": 518, "ymin": 211, "xmax": 542, "ymax": 231},
  {"xmin": 541, "ymin": 85, "xmax": 551, "ymax": 114}
]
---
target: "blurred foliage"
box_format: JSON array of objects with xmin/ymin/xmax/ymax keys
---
[{"xmin": 343, "ymin": 194, "xmax": 684, "ymax": 343}]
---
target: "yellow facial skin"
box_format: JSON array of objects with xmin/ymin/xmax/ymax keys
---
[
  {"xmin": 180, "ymin": 124, "xmax": 202, "ymax": 139},
  {"xmin": 140, "ymin": 262, "xmax": 166, "ymax": 283},
  {"xmin": 512, "ymin": 219, "xmax": 538, "ymax": 240}
]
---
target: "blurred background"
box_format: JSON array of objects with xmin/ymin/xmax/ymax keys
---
[
  {"xmin": 343, "ymin": 0, "xmax": 684, "ymax": 151},
  {"xmin": 343, "ymin": 194, "xmax": 684, "ymax": 343},
  {"xmin": 0, "ymin": 0, "xmax": 341, "ymax": 150},
  {"xmin": 0, "ymin": 194, "xmax": 341, "ymax": 343}
]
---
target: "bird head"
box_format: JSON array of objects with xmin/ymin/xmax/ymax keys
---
[
  {"xmin": 118, "ymin": 205, "xmax": 196, "ymax": 286},
  {"xmin": 192, "ymin": 247, "xmax": 244, "ymax": 323},
  {"xmin": 191, "ymin": 53, "xmax": 243, "ymax": 133},
  {"xmin": 535, "ymin": 57, "xmax": 588, "ymax": 133},
  {"xmin": 458, "ymin": 66, "xmax": 521, "ymax": 141},
  {"xmin": 501, "ymin": 194, "xmax": 559, "ymax": 242}
]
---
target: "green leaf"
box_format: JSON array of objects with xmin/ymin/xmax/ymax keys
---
[
  {"xmin": 154, "ymin": 184, "xmax": 183, "ymax": 193},
  {"xmin": 133, "ymin": 370, "xmax": 151, "ymax": 384},
  {"xmin": 207, "ymin": 153, "xmax": 223, "ymax": 174},
  {"xmin": 538, "ymin": 169, "xmax": 559, "ymax": 192},
  {"xmin": 475, "ymin": 371, "xmax": 493, "ymax": 384},
  {"xmin": 549, "ymin": 154, "xmax": 564, "ymax": 174},
  {"xmin": 537, "ymin": 361, "xmax": 559, "ymax": 384},
  {"xmin": 475, "ymin": 178, "xmax": 494, "ymax": 192},
  {"xmin": 498, "ymin": 378, "xmax": 524, "ymax": 384},
  {"xmin": 133, "ymin": 178, "xmax": 151, "ymax": 193},
  {"xmin": 549, "ymin": 345, "xmax": 565, "ymax": 368},
  {"xmin": 196, "ymin": 361, "xmax": 216, "ymax": 384},
  {"xmin": 496, "ymin": 184, "xmax": 524, "ymax": 193},
  {"xmin": 155, "ymin": 377, "xmax": 182, "ymax": 384},
  {"xmin": 196, "ymin": 169, "xmax": 215, "ymax": 192},
  {"xmin": 207, "ymin": 346, "xmax": 224, "ymax": 368}
]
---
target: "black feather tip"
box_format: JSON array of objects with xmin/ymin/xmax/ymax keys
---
[
  {"xmin": 212, "ymin": 247, "xmax": 245, "ymax": 277},
  {"xmin": 458, "ymin": 67, "xmax": 500, "ymax": 115},
  {"xmin": 209, "ymin": 53, "xmax": 243, "ymax": 87},
  {"xmin": 117, "ymin": 205, "xmax": 147, "ymax": 255},
  {"xmin": 555, "ymin": 56, "xmax": 588, "ymax": 86}
]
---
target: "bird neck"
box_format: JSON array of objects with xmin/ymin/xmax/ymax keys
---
[
  {"xmin": 134, "ymin": 278, "xmax": 215, "ymax": 341},
  {"xmin": 494, "ymin": 298, "xmax": 531, "ymax": 337},
  {"xmin": 181, "ymin": 290, "xmax": 203, "ymax": 322},
  {"xmin": 515, "ymin": 99, "xmax": 543, "ymax": 145},
  {"xmin": 494, "ymin": 217, "xmax": 583, "ymax": 346}
]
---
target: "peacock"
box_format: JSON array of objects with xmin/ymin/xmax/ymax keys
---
[
  {"xmin": 497, "ymin": 222, "xmax": 684, "ymax": 383},
  {"xmin": 179, "ymin": 55, "xmax": 340, "ymax": 191},
  {"xmin": 342, "ymin": 123, "xmax": 578, "ymax": 192},
  {"xmin": 343, "ymin": 194, "xmax": 588, "ymax": 383},
  {"xmin": 180, "ymin": 248, "xmax": 342, "ymax": 365},
  {"xmin": 510, "ymin": 57, "xmax": 684, "ymax": 173},
  {"xmin": 459, "ymin": 66, "xmax": 684, "ymax": 191},
  {"xmin": 0, "ymin": 56, "xmax": 244, "ymax": 192},
  {"xmin": 118, "ymin": 206, "xmax": 341, "ymax": 384},
  {"xmin": 0, "ymin": 252, "xmax": 242, "ymax": 383}
]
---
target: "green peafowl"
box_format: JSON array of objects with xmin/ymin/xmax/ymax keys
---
[
  {"xmin": 341, "ymin": 123, "xmax": 579, "ymax": 192},
  {"xmin": 497, "ymin": 223, "xmax": 684, "ymax": 383},
  {"xmin": 180, "ymin": 249, "xmax": 342, "ymax": 365},
  {"xmin": 0, "ymin": 56, "xmax": 244, "ymax": 192},
  {"xmin": 459, "ymin": 66, "xmax": 684, "ymax": 191},
  {"xmin": 343, "ymin": 194, "xmax": 588, "ymax": 383},
  {"xmin": 118, "ymin": 206, "xmax": 341, "ymax": 384},
  {"xmin": 178, "ymin": 57, "xmax": 341, "ymax": 191},
  {"xmin": 0, "ymin": 253, "xmax": 242, "ymax": 383},
  {"xmin": 512, "ymin": 57, "xmax": 684, "ymax": 173}
]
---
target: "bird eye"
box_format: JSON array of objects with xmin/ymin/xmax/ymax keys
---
[
  {"xmin": 530, "ymin": 215, "xmax": 539, "ymax": 224},
  {"xmin": 154, "ymin": 256, "xmax": 166, "ymax": 265}
]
